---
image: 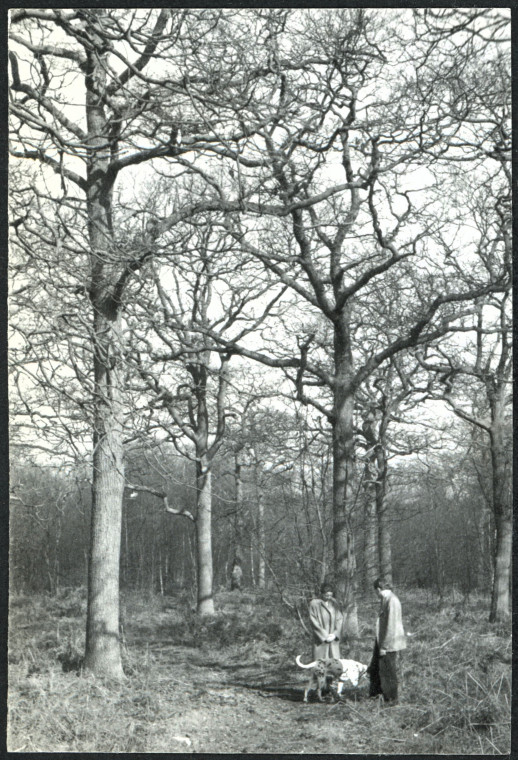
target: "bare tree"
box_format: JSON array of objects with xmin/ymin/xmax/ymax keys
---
[
  {"xmin": 418, "ymin": 289, "xmax": 511, "ymax": 620},
  {"xmin": 9, "ymin": 8, "xmax": 510, "ymax": 660},
  {"xmin": 9, "ymin": 8, "xmax": 195, "ymax": 677},
  {"xmin": 9, "ymin": 7, "xmax": 293, "ymax": 671},
  {"xmin": 357, "ymin": 354, "xmax": 436, "ymax": 587},
  {"xmin": 121, "ymin": 215, "xmax": 286, "ymax": 613},
  {"xmin": 157, "ymin": 9, "xmax": 509, "ymax": 635}
]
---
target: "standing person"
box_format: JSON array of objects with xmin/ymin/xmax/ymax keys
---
[
  {"xmin": 308, "ymin": 582, "xmax": 344, "ymax": 659},
  {"xmin": 368, "ymin": 578, "xmax": 406, "ymax": 705},
  {"xmin": 230, "ymin": 558, "xmax": 243, "ymax": 591}
]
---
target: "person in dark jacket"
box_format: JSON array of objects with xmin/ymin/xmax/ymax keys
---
[
  {"xmin": 308, "ymin": 582, "xmax": 344, "ymax": 660},
  {"xmin": 367, "ymin": 578, "xmax": 406, "ymax": 705}
]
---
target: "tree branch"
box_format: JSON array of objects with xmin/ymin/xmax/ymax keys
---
[{"xmin": 125, "ymin": 482, "xmax": 195, "ymax": 521}]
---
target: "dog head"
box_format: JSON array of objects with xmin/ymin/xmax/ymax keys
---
[
  {"xmin": 314, "ymin": 662, "xmax": 326, "ymax": 678},
  {"xmin": 326, "ymin": 659, "xmax": 344, "ymax": 680}
]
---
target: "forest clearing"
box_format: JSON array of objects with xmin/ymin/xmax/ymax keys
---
[
  {"xmin": 9, "ymin": 9, "xmax": 511, "ymax": 756},
  {"xmin": 8, "ymin": 587, "xmax": 511, "ymax": 754}
]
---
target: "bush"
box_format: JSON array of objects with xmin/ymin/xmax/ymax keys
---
[
  {"xmin": 48, "ymin": 588, "xmax": 86, "ymax": 618},
  {"xmin": 7, "ymin": 586, "xmax": 511, "ymax": 754},
  {"xmin": 256, "ymin": 622, "xmax": 283, "ymax": 643},
  {"xmin": 56, "ymin": 640, "xmax": 84, "ymax": 673}
]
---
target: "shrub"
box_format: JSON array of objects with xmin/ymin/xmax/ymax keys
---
[
  {"xmin": 56, "ymin": 641, "xmax": 84, "ymax": 673},
  {"xmin": 48, "ymin": 588, "xmax": 86, "ymax": 618},
  {"xmin": 256, "ymin": 622, "xmax": 283, "ymax": 643}
]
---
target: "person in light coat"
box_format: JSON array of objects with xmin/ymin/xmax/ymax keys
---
[
  {"xmin": 367, "ymin": 578, "xmax": 406, "ymax": 705},
  {"xmin": 230, "ymin": 558, "xmax": 243, "ymax": 591},
  {"xmin": 308, "ymin": 582, "xmax": 344, "ymax": 660}
]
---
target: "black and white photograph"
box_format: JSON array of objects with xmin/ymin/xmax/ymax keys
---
[{"xmin": 7, "ymin": 6, "xmax": 511, "ymax": 754}]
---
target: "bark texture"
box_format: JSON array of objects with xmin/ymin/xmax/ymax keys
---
[
  {"xmin": 196, "ymin": 461, "xmax": 215, "ymax": 616},
  {"xmin": 489, "ymin": 413, "xmax": 511, "ymax": 621},
  {"xmin": 332, "ymin": 314, "xmax": 359, "ymax": 638},
  {"xmin": 83, "ymin": 27, "xmax": 125, "ymax": 678}
]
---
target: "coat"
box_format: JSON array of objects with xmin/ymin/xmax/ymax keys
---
[
  {"xmin": 376, "ymin": 589, "xmax": 406, "ymax": 652},
  {"xmin": 309, "ymin": 598, "xmax": 344, "ymax": 659},
  {"xmin": 230, "ymin": 565, "xmax": 243, "ymax": 590}
]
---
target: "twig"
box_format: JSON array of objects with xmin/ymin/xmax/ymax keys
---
[
  {"xmin": 157, "ymin": 676, "xmax": 191, "ymax": 688},
  {"xmin": 431, "ymin": 635, "xmax": 458, "ymax": 650},
  {"xmin": 418, "ymin": 714, "xmax": 445, "ymax": 733},
  {"xmin": 484, "ymin": 734, "xmax": 504, "ymax": 754},
  {"xmin": 337, "ymin": 701, "xmax": 369, "ymax": 721},
  {"xmin": 295, "ymin": 602, "xmax": 310, "ymax": 635},
  {"xmin": 467, "ymin": 670, "xmax": 488, "ymax": 695}
]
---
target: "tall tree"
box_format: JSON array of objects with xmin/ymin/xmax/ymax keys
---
[
  {"xmin": 158, "ymin": 9, "xmax": 509, "ymax": 634},
  {"xmin": 418, "ymin": 290, "xmax": 511, "ymax": 620},
  {"xmin": 357, "ymin": 354, "xmax": 435, "ymax": 586},
  {"xmin": 10, "ymin": 8, "xmax": 181, "ymax": 677},
  {"xmin": 10, "ymin": 7, "xmax": 298, "ymax": 669},
  {"xmin": 413, "ymin": 24, "xmax": 512, "ymax": 618},
  {"xmin": 122, "ymin": 215, "xmax": 286, "ymax": 613}
]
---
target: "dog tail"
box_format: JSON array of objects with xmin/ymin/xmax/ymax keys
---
[{"xmin": 296, "ymin": 655, "xmax": 317, "ymax": 669}]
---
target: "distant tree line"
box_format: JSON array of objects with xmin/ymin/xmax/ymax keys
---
[{"xmin": 10, "ymin": 413, "xmax": 494, "ymax": 601}]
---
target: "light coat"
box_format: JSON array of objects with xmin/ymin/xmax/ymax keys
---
[
  {"xmin": 376, "ymin": 589, "xmax": 406, "ymax": 652},
  {"xmin": 308, "ymin": 598, "xmax": 344, "ymax": 659}
]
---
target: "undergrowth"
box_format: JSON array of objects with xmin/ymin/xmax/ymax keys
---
[{"xmin": 7, "ymin": 586, "xmax": 511, "ymax": 754}]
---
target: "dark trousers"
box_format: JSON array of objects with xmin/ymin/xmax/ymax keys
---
[{"xmin": 368, "ymin": 642, "xmax": 398, "ymax": 701}]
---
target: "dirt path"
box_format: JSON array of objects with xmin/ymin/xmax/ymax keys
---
[
  {"xmin": 134, "ymin": 644, "xmax": 411, "ymax": 754},
  {"xmin": 9, "ymin": 592, "xmax": 510, "ymax": 753}
]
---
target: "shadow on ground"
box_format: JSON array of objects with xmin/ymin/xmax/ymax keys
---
[{"xmin": 228, "ymin": 681, "xmax": 302, "ymax": 702}]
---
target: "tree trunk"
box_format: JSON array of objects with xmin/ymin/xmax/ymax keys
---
[
  {"xmin": 489, "ymin": 516, "xmax": 513, "ymax": 623},
  {"xmin": 189, "ymin": 532, "xmax": 197, "ymax": 591},
  {"xmin": 332, "ymin": 314, "xmax": 359, "ymax": 638},
  {"xmin": 361, "ymin": 416, "xmax": 378, "ymax": 589},
  {"xmin": 82, "ymin": 19, "xmax": 125, "ymax": 679},
  {"xmin": 179, "ymin": 530, "xmax": 186, "ymax": 587},
  {"xmin": 477, "ymin": 505, "xmax": 492, "ymax": 591},
  {"xmin": 315, "ymin": 454, "xmax": 329, "ymax": 588},
  {"xmin": 249, "ymin": 517, "xmax": 256, "ymax": 587},
  {"xmin": 363, "ymin": 465, "xmax": 378, "ymax": 590},
  {"xmin": 489, "ymin": 418, "xmax": 511, "ymax": 622},
  {"xmin": 430, "ymin": 489, "xmax": 445, "ymax": 606},
  {"xmin": 257, "ymin": 487, "xmax": 266, "ymax": 589},
  {"xmin": 196, "ymin": 460, "xmax": 215, "ymax": 616},
  {"xmin": 376, "ymin": 445, "xmax": 392, "ymax": 584},
  {"xmin": 233, "ymin": 456, "xmax": 245, "ymax": 562},
  {"xmin": 84, "ymin": 327, "xmax": 124, "ymax": 676}
]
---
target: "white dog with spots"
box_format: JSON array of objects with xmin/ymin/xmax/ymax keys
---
[{"xmin": 296, "ymin": 655, "xmax": 368, "ymax": 696}]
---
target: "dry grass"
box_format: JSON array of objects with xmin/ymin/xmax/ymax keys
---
[{"xmin": 7, "ymin": 587, "xmax": 511, "ymax": 754}]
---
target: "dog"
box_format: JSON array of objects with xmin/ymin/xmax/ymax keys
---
[
  {"xmin": 300, "ymin": 659, "xmax": 328, "ymax": 702},
  {"xmin": 296, "ymin": 655, "xmax": 368, "ymax": 701},
  {"xmin": 295, "ymin": 655, "xmax": 344, "ymax": 702},
  {"xmin": 336, "ymin": 658, "xmax": 368, "ymax": 690}
]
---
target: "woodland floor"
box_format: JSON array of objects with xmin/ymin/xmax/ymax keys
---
[{"xmin": 7, "ymin": 587, "xmax": 512, "ymax": 754}]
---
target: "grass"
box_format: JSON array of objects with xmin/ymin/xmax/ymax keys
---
[{"xmin": 7, "ymin": 586, "xmax": 511, "ymax": 754}]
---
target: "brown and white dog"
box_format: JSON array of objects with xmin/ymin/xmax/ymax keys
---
[
  {"xmin": 296, "ymin": 655, "xmax": 368, "ymax": 701},
  {"xmin": 300, "ymin": 659, "xmax": 328, "ymax": 702}
]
